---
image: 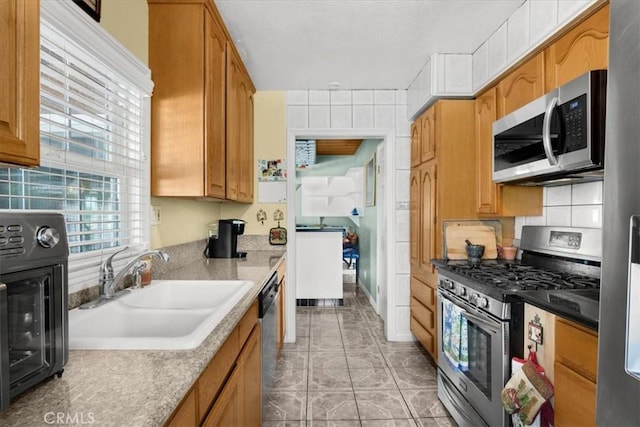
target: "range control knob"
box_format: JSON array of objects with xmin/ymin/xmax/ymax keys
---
[
  {"xmin": 476, "ymin": 297, "xmax": 489, "ymax": 308},
  {"xmin": 36, "ymin": 226, "xmax": 60, "ymax": 248},
  {"xmin": 456, "ymin": 285, "xmax": 466, "ymax": 297},
  {"xmin": 446, "ymin": 280, "xmax": 455, "ymax": 290}
]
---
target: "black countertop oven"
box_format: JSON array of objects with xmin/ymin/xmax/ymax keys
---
[{"xmin": 0, "ymin": 211, "xmax": 69, "ymax": 412}]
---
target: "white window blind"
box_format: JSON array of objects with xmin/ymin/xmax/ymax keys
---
[{"xmin": 0, "ymin": 4, "xmax": 153, "ymax": 293}]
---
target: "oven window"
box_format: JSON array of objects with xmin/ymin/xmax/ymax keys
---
[
  {"xmin": 464, "ymin": 320, "xmax": 493, "ymax": 400},
  {"xmin": 6, "ymin": 271, "xmax": 52, "ymax": 384}
]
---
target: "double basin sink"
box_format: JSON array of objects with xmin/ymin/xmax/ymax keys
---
[{"xmin": 69, "ymin": 280, "xmax": 254, "ymax": 350}]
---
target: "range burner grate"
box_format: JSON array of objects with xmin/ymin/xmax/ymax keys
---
[{"xmin": 446, "ymin": 263, "xmax": 600, "ymax": 292}]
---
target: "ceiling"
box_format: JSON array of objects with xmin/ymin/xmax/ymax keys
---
[{"xmin": 214, "ymin": 0, "xmax": 526, "ymax": 90}]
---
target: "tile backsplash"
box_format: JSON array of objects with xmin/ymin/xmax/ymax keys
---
[{"xmin": 515, "ymin": 181, "xmax": 603, "ymax": 239}]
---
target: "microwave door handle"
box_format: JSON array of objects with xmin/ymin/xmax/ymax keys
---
[
  {"xmin": 0, "ymin": 282, "xmax": 10, "ymax": 410},
  {"xmin": 542, "ymin": 96, "xmax": 559, "ymax": 166}
]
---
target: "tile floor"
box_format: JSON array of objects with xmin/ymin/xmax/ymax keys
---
[{"xmin": 263, "ymin": 282, "xmax": 457, "ymax": 427}]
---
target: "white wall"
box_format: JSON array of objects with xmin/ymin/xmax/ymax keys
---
[
  {"xmin": 286, "ymin": 89, "xmax": 413, "ymax": 340},
  {"xmin": 515, "ymin": 181, "xmax": 603, "ymax": 239}
]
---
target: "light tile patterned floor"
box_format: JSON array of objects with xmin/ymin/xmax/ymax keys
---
[{"xmin": 263, "ymin": 282, "xmax": 458, "ymax": 427}]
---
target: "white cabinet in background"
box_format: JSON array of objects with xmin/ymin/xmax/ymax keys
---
[{"xmin": 300, "ymin": 167, "xmax": 364, "ymax": 218}]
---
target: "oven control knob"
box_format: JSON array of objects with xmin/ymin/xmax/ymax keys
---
[
  {"xmin": 446, "ymin": 280, "xmax": 455, "ymax": 290},
  {"xmin": 476, "ymin": 297, "xmax": 489, "ymax": 308},
  {"xmin": 456, "ymin": 286, "xmax": 466, "ymax": 297},
  {"xmin": 37, "ymin": 226, "xmax": 60, "ymax": 248}
]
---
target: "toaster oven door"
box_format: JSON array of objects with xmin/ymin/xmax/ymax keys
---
[
  {"xmin": 0, "ymin": 283, "xmax": 9, "ymax": 411},
  {"xmin": 1, "ymin": 265, "xmax": 64, "ymax": 403}
]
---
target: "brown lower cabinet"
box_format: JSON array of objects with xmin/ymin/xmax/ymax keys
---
[
  {"xmin": 554, "ymin": 317, "xmax": 598, "ymax": 427},
  {"xmin": 165, "ymin": 301, "xmax": 261, "ymax": 427}
]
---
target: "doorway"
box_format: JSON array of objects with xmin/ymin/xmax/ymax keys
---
[{"xmin": 285, "ymin": 129, "xmax": 395, "ymax": 343}]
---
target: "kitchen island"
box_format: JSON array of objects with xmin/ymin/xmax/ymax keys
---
[
  {"xmin": 295, "ymin": 227, "xmax": 344, "ymax": 304},
  {"xmin": 0, "ymin": 250, "xmax": 285, "ymax": 427}
]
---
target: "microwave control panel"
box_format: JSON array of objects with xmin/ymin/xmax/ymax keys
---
[{"xmin": 559, "ymin": 93, "xmax": 588, "ymax": 153}]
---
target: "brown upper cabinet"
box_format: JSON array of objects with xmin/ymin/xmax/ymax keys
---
[
  {"xmin": 544, "ymin": 4, "xmax": 609, "ymax": 92},
  {"xmin": 410, "ymin": 120, "xmax": 421, "ymax": 168},
  {"xmin": 475, "ymin": 87, "xmax": 542, "ymax": 217},
  {"xmin": 149, "ymin": 0, "xmax": 255, "ymax": 202},
  {"xmin": 496, "ymin": 53, "xmax": 545, "ymax": 119},
  {"xmin": 420, "ymin": 107, "xmax": 436, "ymax": 163},
  {"xmin": 0, "ymin": 0, "xmax": 40, "ymax": 167}
]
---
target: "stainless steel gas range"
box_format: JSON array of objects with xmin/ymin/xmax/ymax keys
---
[{"xmin": 433, "ymin": 226, "xmax": 601, "ymax": 427}]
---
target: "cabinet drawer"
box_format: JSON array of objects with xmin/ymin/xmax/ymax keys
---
[
  {"xmin": 411, "ymin": 296, "xmax": 435, "ymax": 332},
  {"xmin": 555, "ymin": 318, "xmax": 598, "ymax": 382},
  {"xmin": 411, "ymin": 315, "xmax": 435, "ymax": 356},
  {"xmin": 166, "ymin": 387, "xmax": 197, "ymax": 427},
  {"xmin": 238, "ymin": 300, "xmax": 258, "ymax": 347},
  {"xmin": 198, "ymin": 328, "xmax": 240, "ymax": 421},
  {"xmin": 410, "ymin": 276, "xmax": 435, "ymax": 310},
  {"xmin": 554, "ymin": 361, "xmax": 597, "ymax": 427}
]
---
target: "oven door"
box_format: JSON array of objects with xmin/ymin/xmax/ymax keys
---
[
  {"xmin": 437, "ymin": 290, "xmax": 510, "ymax": 427},
  {"xmin": 0, "ymin": 265, "xmax": 65, "ymax": 409}
]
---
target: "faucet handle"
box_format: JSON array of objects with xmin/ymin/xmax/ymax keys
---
[{"xmin": 100, "ymin": 247, "xmax": 128, "ymax": 281}]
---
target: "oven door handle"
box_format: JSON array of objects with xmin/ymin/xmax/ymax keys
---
[
  {"xmin": 0, "ymin": 282, "xmax": 10, "ymax": 410},
  {"xmin": 438, "ymin": 290, "xmax": 501, "ymax": 331},
  {"xmin": 440, "ymin": 373, "xmax": 490, "ymax": 427},
  {"xmin": 542, "ymin": 96, "xmax": 559, "ymax": 166},
  {"xmin": 460, "ymin": 310, "xmax": 501, "ymax": 331}
]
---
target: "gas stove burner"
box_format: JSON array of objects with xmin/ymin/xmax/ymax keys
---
[{"xmin": 444, "ymin": 261, "xmax": 600, "ymax": 292}]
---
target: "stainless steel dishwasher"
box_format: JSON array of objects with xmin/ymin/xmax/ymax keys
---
[{"xmin": 259, "ymin": 271, "xmax": 278, "ymax": 413}]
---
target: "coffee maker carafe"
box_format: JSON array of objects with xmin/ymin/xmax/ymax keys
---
[{"xmin": 205, "ymin": 219, "xmax": 247, "ymax": 258}]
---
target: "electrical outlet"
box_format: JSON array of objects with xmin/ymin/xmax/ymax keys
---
[{"xmin": 151, "ymin": 206, "xmax": 161, "ymax": 226}]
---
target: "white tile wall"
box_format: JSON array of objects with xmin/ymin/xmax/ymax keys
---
[
  {"xmin": 330, "ymin": 105, "xmax": 352, "ymax": 128},
  {"xmin": 508, "ymin": 1, "xmax": 530, "ymax": 61},
  {"xmin": 396, "ymin": 242, "xmax": 410, "ymax": 274},
  {"xmin": 516, "ymin": 181, "xmax": 604, "ymax": 236},
  {"xmin": 396, "ymin": 170, "xmax": 410, "ymax": 202},
  {"xmin": 396, "ymin": 210, "xmax": 410, "ymax": 242},
  {"xmin": 309, "ymin": 105, "xmax": 330, "ymax": 128},
  {"xmin": 330, "ymin": 90, "xmax": 352, "ymax": 105},
  {"xmin": 353, "ymin": 105, "xmax": 374, "ymax": 129},
  {"xmin": 396, "ymin": 274, "xmax": 410, "ymax": 304},
  {"xmin": 353, "ymin": 90, "xmax": 374, "ymax": 105},
  {"xmin": 287, "ymin": 89, "xmax": 412, "ymax": 340},
  {"xmin": 374, "ymin": 105, "xmax": 395, "ymax": 129},
  {"xmin": 309, "ymin": 90, "xmax": 330, "ymax": 105},
  {"xmin": 287, "ymin": 105, "xmax": 309, "ymax": 128},
  {"xmin": 395, "ymin": 137, "xmax": 411, "ymax": 170}
]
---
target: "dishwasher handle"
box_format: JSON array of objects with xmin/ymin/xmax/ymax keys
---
[{"xmin": 259, "ymin": 272, "xmax": 278, "ymax": 318}]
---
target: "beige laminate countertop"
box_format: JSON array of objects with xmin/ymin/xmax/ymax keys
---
[{"xmin": 0, "ymin": 250, "xmax": 285, "ymax": 427}]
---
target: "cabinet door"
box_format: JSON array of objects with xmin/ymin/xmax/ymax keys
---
[
  {"xmin": 238, "ymin": 324, "xmax": 261, "ymax": 427},
  {"xmin": 554, "ymin": 362, "xmax": 597, "ymax": 427},
  {"xmin": 496, "ymin": 53, "xmax": 545, "ymax": 118},
  {"xmin": 475, "ymin": 88, "xmax": 500, "ymax": 215},
  {"xmin": 420, "ymin": 107, "xmax": 436, "ymax": 163},
  {"xmin": 167, "ymin": 388, "xmax": 197, "ymax": 427},
  {"xmin": 409, "ymin": 168, "xmax": 421, "ymax": 268},
  {"xmin": 418, "ymin": 162, "xmax": 437, "ymax": 284},
  {"xmin": 410, "ymin": 119, "xmax": 421, "ymax": 167},
  {"xmin": 237, "ymin": 75, "xmax": 254, "ymax": 203},
  {"xmin": 203, "ymin": 364, "xmax": 241, "ymax": 427},
  {"xmin": 0, "ymin": 0, "xmax": 40, "ymax": 167},
  {"xmin": 544, "ymin": 4, "xmax": 609, "ymax": 92},
  {"xmin": 204, "ymin": 11, "xmax": 227, "ymax": 199},
  {"xmin": 225, "ymin": 44, "xmax": 241, "ymax": 201}
]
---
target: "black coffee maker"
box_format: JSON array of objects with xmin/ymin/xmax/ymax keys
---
[{"xmin": 205, "ymin": 219, "xmax": 247, "ymax": 258}]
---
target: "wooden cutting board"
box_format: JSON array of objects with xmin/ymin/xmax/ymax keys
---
[{"xmin": 445, "ymin": 224, "xmax": 498, "ymax": 260}]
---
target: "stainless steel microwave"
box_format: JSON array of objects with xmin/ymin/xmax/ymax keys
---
[{"xmin": 492, "ymin": 70, "xmax": 607, "ymax": 185}]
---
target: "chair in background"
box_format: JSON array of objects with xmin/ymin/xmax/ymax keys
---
[{"xmin": 343, "ymin": 239, "xmax": 359, "ymax": 282}]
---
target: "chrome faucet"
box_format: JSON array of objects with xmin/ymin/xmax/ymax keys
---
[{"xmin": 79, "ymin": 248, "xmax": 170, "ymax": 309}]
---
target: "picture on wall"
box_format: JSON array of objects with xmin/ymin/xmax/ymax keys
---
[
  {"xmin": 72, "ymin": 0, "xmax": 101, "ymax": 22},
  {"xmin": 365, "ymin": 153, "xmax": 376, "ymax": 207}
]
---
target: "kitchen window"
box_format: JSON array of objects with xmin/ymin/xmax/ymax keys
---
[{"xmin": 0, "ymin": 1, "xmax": 153, "ymax": 293}]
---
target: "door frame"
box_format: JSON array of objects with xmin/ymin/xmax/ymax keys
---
[{"xmin": 285, "ymin": 128, "xmax": 396, "ymax": 342}]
